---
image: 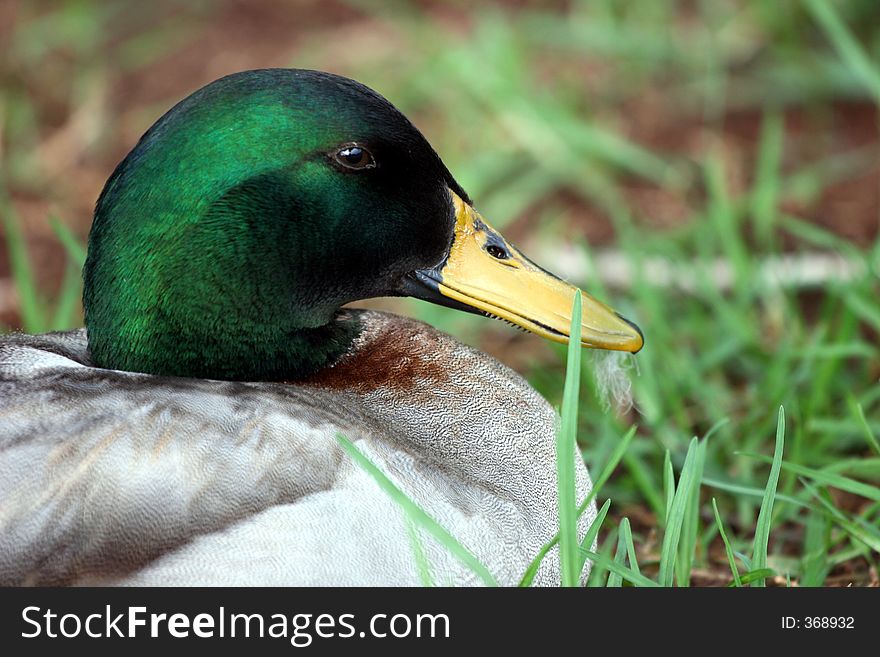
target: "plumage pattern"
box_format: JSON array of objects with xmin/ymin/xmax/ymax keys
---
[{"xmin": 0, "ymin": 310, "xmax": 595, "ymax": 586}]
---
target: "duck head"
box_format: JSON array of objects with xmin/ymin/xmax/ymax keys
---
[{"xmin": 84, "ymin": 69, "xmax": 643, "ymax": 381}]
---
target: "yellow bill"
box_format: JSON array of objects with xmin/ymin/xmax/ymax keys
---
[{"xmin": 411, "ymin": 190, "xmax": 643, "ymax": 353}]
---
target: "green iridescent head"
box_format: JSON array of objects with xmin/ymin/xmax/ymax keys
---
[{"xmin": 85, "ymin": 69, "xmax": 642, "ymax": 381}]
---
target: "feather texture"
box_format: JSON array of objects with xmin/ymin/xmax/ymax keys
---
[{"xmin": 0, "ymin": 311, "xmax": 595, "ymax": 586}]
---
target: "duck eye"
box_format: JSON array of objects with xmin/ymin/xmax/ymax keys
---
[
  {"xmin": 486, "ymin": 244, "xmax": 509, "ymax": 260},
  {"xmin": 333, "ymin": 144, "xmax": 376, "ymax": 170}
]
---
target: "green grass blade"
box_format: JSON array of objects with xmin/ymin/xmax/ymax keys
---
[
  {"xmin": 751, "ymin": 406, "xmax": 785, "ymax": 587},
  {"xmin": 751, "ymin": 111, "xmax": 783, "ymax": 246},
  {"xmin": 522, "ymin": 424, "xmax": 637, "ymax": 583},
  {"xmin": 801, "ymin": 510, "xmax": 831, "ymax": 586},
  {"xmin": 579, "ymin": 499, "xmax": 612, "ymax": 587},
  {"xmin": 1, "ymin": 192, "xmax": 45, "ymax": 332},
  {"xmin": 336, "ymin": 433, "xmax": 497, "ymax": 586},
  {"xmin": 662, "ymin": 449, "xmax": 674, "ymax": 527},
  {"xmin": 678, "ymin": 437, "xmax": 707, "ymax": 586},
  {"xmin": 804, "ymin": 0, "xmax": 880, "ymax": 103},
  {"xmin": 578, "ymin": 498, "xmax": 611, "ymax": 554},
  {"xmin": 736, "ymin": 568, "xmax": 777, "ymax": 587},
  {"xmin": 585, "ymin": 527, "xmax": 617, "ymax": 587},
  {"xmin": 405, "ymin": 520, "xmax": 434, "ymax": 587},
  {"xmin": 607, "ymin": 517, "xmax": 636, "ymax": 587},
  {"xmin": 849, "ymin": 399, "xmax": 880, "ymax": 456},
  {"xmin": 712, "ymin": 475, "xmax": 880, "ymax": 556},
  {"xmin": 50, "ymin": 263, "xmax": 83, "ymax": 331},
  {"xmin": 658, "ymin": 437, "xmax": 699, "ymax": 586},
  {"xmin": 844, "ymin": 291, "xmax": 880, "ymax": 334},
  {"xmin": 573, "ymin": 427, "xmax": 637, "ymax": 573},
  {"xmin": 607, "ymin": 539, "xmax": 625, "ymax": 587},
  {"xmin": 558, "ymin": 290, "xmax": 582, "ymax": 587},
  {"xmin": 623, "ymin": 450, "xmax": 666, "ymax": 519},
  {"xmin": 579, "ymin": 547, "xmax": 659, "ymax": 588},
  {"xmin": 800, "ymin": 479, "xmax": 880, "ymax": 553},
  {"xmin": 583, "ymin": 425, "xmax": 638, "ymax": 512},
  {"xmin": 519, "ymin": 497, "xmax": 612, "ymax": 588},
  {"xmin": 48, "ymin": 214, "xmax": 87, "ymax": 267},
  {"xmin": 741, "ymin": 454, "xmax": 880, "ymax": 504},
  {"xmin": 517, "ymin": 525, "xmax": 561, "ymax": 587},
  {"xmin": 823, "ymin": 458, "xmax": 880, "ymax": 478},
  {"xmin": 711, "ymin": 497, "xmax": 742, "ymax": 587},
  {"xmin": 703, "ymin": 477, "xmax": 813, "ymax": 511},
  {"xmin": 621, "ymin": 516, "xmax": 640, "ymax": 577},
  {"xmin": 572, "ymin": 425, "xmax": 638, "ymax": 566}
]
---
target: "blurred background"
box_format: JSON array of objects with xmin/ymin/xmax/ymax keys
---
[{"xmin": 1, "ymin": 0, "xmax": 878, "ymax": 586}]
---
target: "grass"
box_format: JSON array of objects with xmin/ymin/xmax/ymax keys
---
[
  {"xmin": 2, "ymin": 0, "xmax": 879, "ymax": 585},
  {"xmin": 557, "ymin": 290, "xmax": 583, "ymax": 587},
  {"xmin": 751, "ymin": 407, "xmax": 786, "ymax": 587},
  {"xmin": 659, "ymin": 437, "xmax": 699, "ymax": 586},
  {"xmin": 712, "ymin": 498, "xmax": 743, "ymax": 586}
]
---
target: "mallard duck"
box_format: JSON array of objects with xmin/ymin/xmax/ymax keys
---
[{"xmin": 0, "ymin": 69, "xmax": 642, "ymax": 586}]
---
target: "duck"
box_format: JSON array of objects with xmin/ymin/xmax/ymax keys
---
[{"xmin": 0, "ymin": 68, "xmax": 643, "ymax": 586}]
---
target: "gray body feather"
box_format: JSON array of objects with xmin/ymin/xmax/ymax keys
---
[{"xmin": 0, "ymin": 311, "xmax": 595, "ymax": 586}]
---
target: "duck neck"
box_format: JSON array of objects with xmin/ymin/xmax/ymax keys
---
[
  {"xmin": 174, "ymin": 313, "xmax": 360, "ymax": 381},
  {"xmin": 86, "ymin": 302, "xmax": 362, "ymax": 381}
]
